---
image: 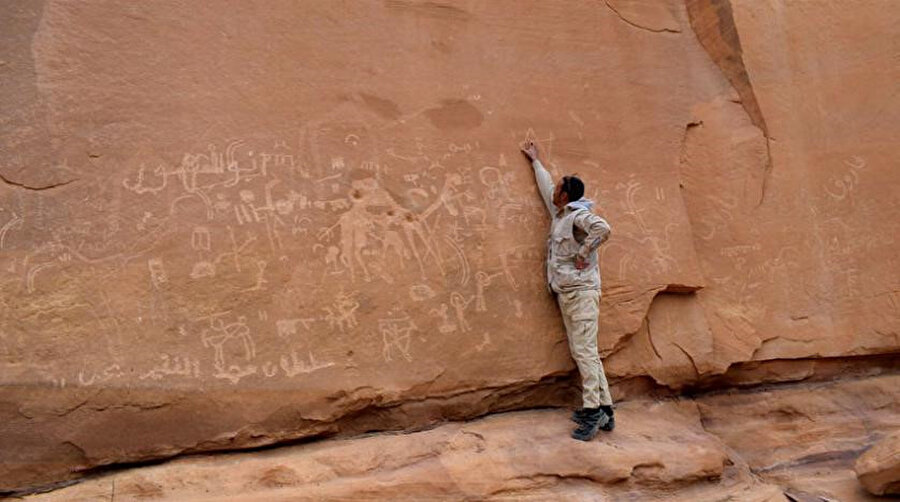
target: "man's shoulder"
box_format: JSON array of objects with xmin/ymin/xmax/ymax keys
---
[
  {"xmin": 568, "ymin": 206, "xmax": 595, "ymax": 218},
  {"xmin": 572, "ymin": 208, "xmax": 610, "ymax": 227}
]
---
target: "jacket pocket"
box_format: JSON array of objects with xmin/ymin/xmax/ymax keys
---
[
  {"xmin": 551, "ymin": 235, "xmax": 576, "ymax": 256},
  {"xmin": 552, "ymin": 261, "xmax": 581, "ymax": 289}
]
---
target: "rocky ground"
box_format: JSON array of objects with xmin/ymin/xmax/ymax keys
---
[{"xmin": 12, "ymin": 372, "xmax": 896, "ymax": 501}]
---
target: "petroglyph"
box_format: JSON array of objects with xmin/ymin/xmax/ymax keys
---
[
  {"xmin": 618, "ymin": 178, "xmax": 651, "ymax": 234},
  {"xmin": 242, "ymin": 259, "xmax": 269, "ymax": 291},
  {"xmin": 475, "ymin": 271, "xmax": 502, "ymax": 312},
  {"xmin": 479, "ymin": 165, "xmax": 513, "ymax": 200},
  {"xmin": 122, "ymin": 164, "xmax": 169, "ymax": 195},
  {"xmin": 213, "ymin": 364, "xmax": 257, "ymax": 385},
  {"xmin": 191, "ymin": 227, "xmax": 211, "ymax": 251},
  {"xmin": 323, "ymin": 292, "xmax": 360, "ymax": 332},
  {"xmin": 276, "ymin": 318, "xmax": 309, "ymax": 339},
  {"xmin": 190, "ymin": 261, "xmax": 216, "ymax": 279},
  {"xmin": 410, "ymin": 284, "xmax": 436, "ymax": 301},
  {"xmin": 312, "ymin": 198, "xmax": 351, "ymax": 212},
  {"xmin": 122, "ymin": 139, "xmax": 303, "ymax": 229},
  {"xmin": 380, "ymin": 314, "xmax": 417, "ymax": 362},
  {"xmin": 78, "ymin": 364, "xmax": 125, "ymax": 387},
  {"xmin": 720, "ymin": 244, "xmax": 762, "ymax": 257},
  {"xmin": 450, "ymin": 292, "xmax": 473, "ymax": 333},
  {"xmin": 200, "ymin": 315, "xmax": 256, "ymax": 371},
  {"xmin": 147, "ymin": 258, "xmax": 168, "ymax": 290},
  {"xmin": 25, "ymin": 261, "xmax": 57, "ymax": 293},
  {"xmin": 420, "ymin": 173, "xmax": 471, "ymax": 221},
  {"xmin": 825, "ymin": 156, "xmax": 866, "ymax": 201},
  {"xmin": 214, "ymin": 227, "xmax": 256, "ymax": 273},
  {"xmin": 189, "ymin": 226, "xmax": 216, "ymax": 279},
  {"xmin": 139, "ymin": 354, "xmax": 201, "ymax": 381},
  {"xmin": 431, "ymin": 303, "xmax": 457, "ymax": 334},
  {"xmin": 443, "ymin": 235, "xmax": 470, "ymax": 286},
  {"xmin": 0, "ymin": 211, "xmax": 23, "ymax": 250},
  {"xmin": 696, "ymin": 195, "xmax": 738, "ymax": 242},
  {"xmin": 318, "ymin": 177, "xmax": 442, "ymax": 282},
  {"xmin": 280, "ymin": 350, "xmax": 335, "ymax": 377},
  {"xmin": 262, "ymin": 361, "xmax": 279, "ymax": 377},
  {"xmin": 498, "ymin": 252, "xmax": 521, "ymax": 291}
]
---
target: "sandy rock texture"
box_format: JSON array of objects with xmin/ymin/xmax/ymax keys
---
[
  {"xmin": 24, "ymin": 375, "xmax": 896, "ymax": 501},
  {"xmin": 23, "ymin": 400, "xmax": 784, "ymax": 502},
  {"xmin": 855, "ymin": 432, "xmax": 900, "ymax": 496},
  {"xmin": 1, "ymin": 0, "xmax": 899, "ymax": 494},
  {"xmin": 697, "ymin": 374, "xmax": 900, "ymax": 501}
]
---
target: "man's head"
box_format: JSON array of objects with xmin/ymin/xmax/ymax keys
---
[{"xmin": 553, "ymin": 175, "xmax": 585, "ymax": 209}]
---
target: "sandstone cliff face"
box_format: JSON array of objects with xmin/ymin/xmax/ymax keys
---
[{"xmin": 1, "ymin": 0, "xmax": 898, "ymax": 498}]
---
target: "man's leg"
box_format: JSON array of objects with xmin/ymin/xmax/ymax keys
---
[
  {"xmin": 559, "ymin": 290, "xmax": 611, "ymax": 407},
  {"xmin": 558, "ymin": 290, "xmax": 611, "ymax": 440}
]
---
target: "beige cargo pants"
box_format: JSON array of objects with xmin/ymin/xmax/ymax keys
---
[{"xmin": 557, "ymin": 289, "xmax": 613, "ymax": 408}]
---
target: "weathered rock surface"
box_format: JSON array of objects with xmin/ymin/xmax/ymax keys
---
[
  {"xmin": 23, "ymin": 400, "xmax": 785, "ymax": 502},
  {"xmin": 855, "ymin": 432, "xmax": 900, "ymax": 496},
  {"xmin": 23, "ymin": 373, "xmax": 896, "ymax": 501},
  {"xmin": 697, "ymin": 374, "xmax": 900, "ymax": 501},
  {"xmin": 1, "ymin": 0, "xmax": 899, "ymax": 494}
]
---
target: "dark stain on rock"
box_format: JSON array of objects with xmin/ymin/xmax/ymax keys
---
[
  {"xmin": 257, "ymin": 465, "xmax": 301, "ymax": 488},
  {"xmin": 359, "ymin": 92, "xmax": 402, "ymax": 121},
  {"xmin": 431, "ymin": 38, "xmax": 453, "ymax": 55},
  {"xmin": 424, "ymin": 99, "xmax": 483, "ymax": 130},
  {"xmin": 684, "ymin": 0, "xmax": 767, "ymax": 136},
  {"xmin": 685, "ymin": 0, "xmax": 773, "ymax": 206}
]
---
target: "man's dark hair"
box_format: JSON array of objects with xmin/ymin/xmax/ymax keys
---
[{"xmin": 561, "ymin": 175, "xmax": 585, "ymax": 202}]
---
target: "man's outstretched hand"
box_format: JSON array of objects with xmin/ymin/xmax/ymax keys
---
[{"xmin": 521, "ymin": 141, "xmax": 538, "ymax": 162}]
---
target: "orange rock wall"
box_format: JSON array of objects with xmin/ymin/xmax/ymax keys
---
[{"xmin": 1, "ymin": 0, "xmax": 898, "ymax": 493}]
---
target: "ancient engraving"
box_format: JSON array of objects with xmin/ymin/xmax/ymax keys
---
[
  {"xmin": 379, "ymin": 314, "xmax": 417, "ymax": 362},
  {"xmin": 140, "ymin": 354, "xmax": 201, "ymax": 381},
  {"xmin": 323, "ymin": 292, "xmax": 360, "ymax": 332}
]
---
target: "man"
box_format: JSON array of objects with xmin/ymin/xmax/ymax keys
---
[{"xmin": 521, "ymin": 141, "xmax": 614, "ymax": 441}]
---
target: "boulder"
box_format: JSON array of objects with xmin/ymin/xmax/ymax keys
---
[{"xmin": 856, "ymin": 432, "xmax": 900, "ymax": 496}]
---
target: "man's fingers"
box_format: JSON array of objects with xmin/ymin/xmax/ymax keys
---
[{"xmin": 520, "ymin": 141, "xmax": 538, "ymax": 161}]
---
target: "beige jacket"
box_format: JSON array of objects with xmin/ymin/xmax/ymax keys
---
[{"xmin": 531, "ymin": 160, "xmax": 611, "ymax": 293}]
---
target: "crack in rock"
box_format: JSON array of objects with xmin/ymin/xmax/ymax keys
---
[
  {"xmin": 684, "ymin": 0, "xmax": 773, "ymax": 206},
  {"xmin": 604, "ymin": 1, "xmax": 682, "ymax": 34},
  {"xmin": 0, "ymin": 171, "xmax": 77, "ymax": 191},
  {"xmin": 673, "ymin": 341, "xmax": 701, "ymax": 377},
  {"xmin": 645, "ymin": 316, "xmax": 664, "ymax": 360}
]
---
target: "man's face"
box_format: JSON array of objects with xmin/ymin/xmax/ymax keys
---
[{"xmin": 552, "ymin": 179, "xmax": 567, "ymax": 208}]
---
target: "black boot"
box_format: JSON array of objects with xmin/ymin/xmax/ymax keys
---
[
  {"xmin": 571, "ymin": 407, "xmax": 608, "ymax": 441},
  {"xmin": 571, "ymin": 407, "xmax": 588, "ymax": 424},
  {"xmin": 599, "ymin": 405, "xmax": 615, "ymax": 432}
]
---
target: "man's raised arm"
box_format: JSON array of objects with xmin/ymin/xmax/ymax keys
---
[{"xmin": 521, "ymin": 141, "xmax": 555, "ymax": 216}]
